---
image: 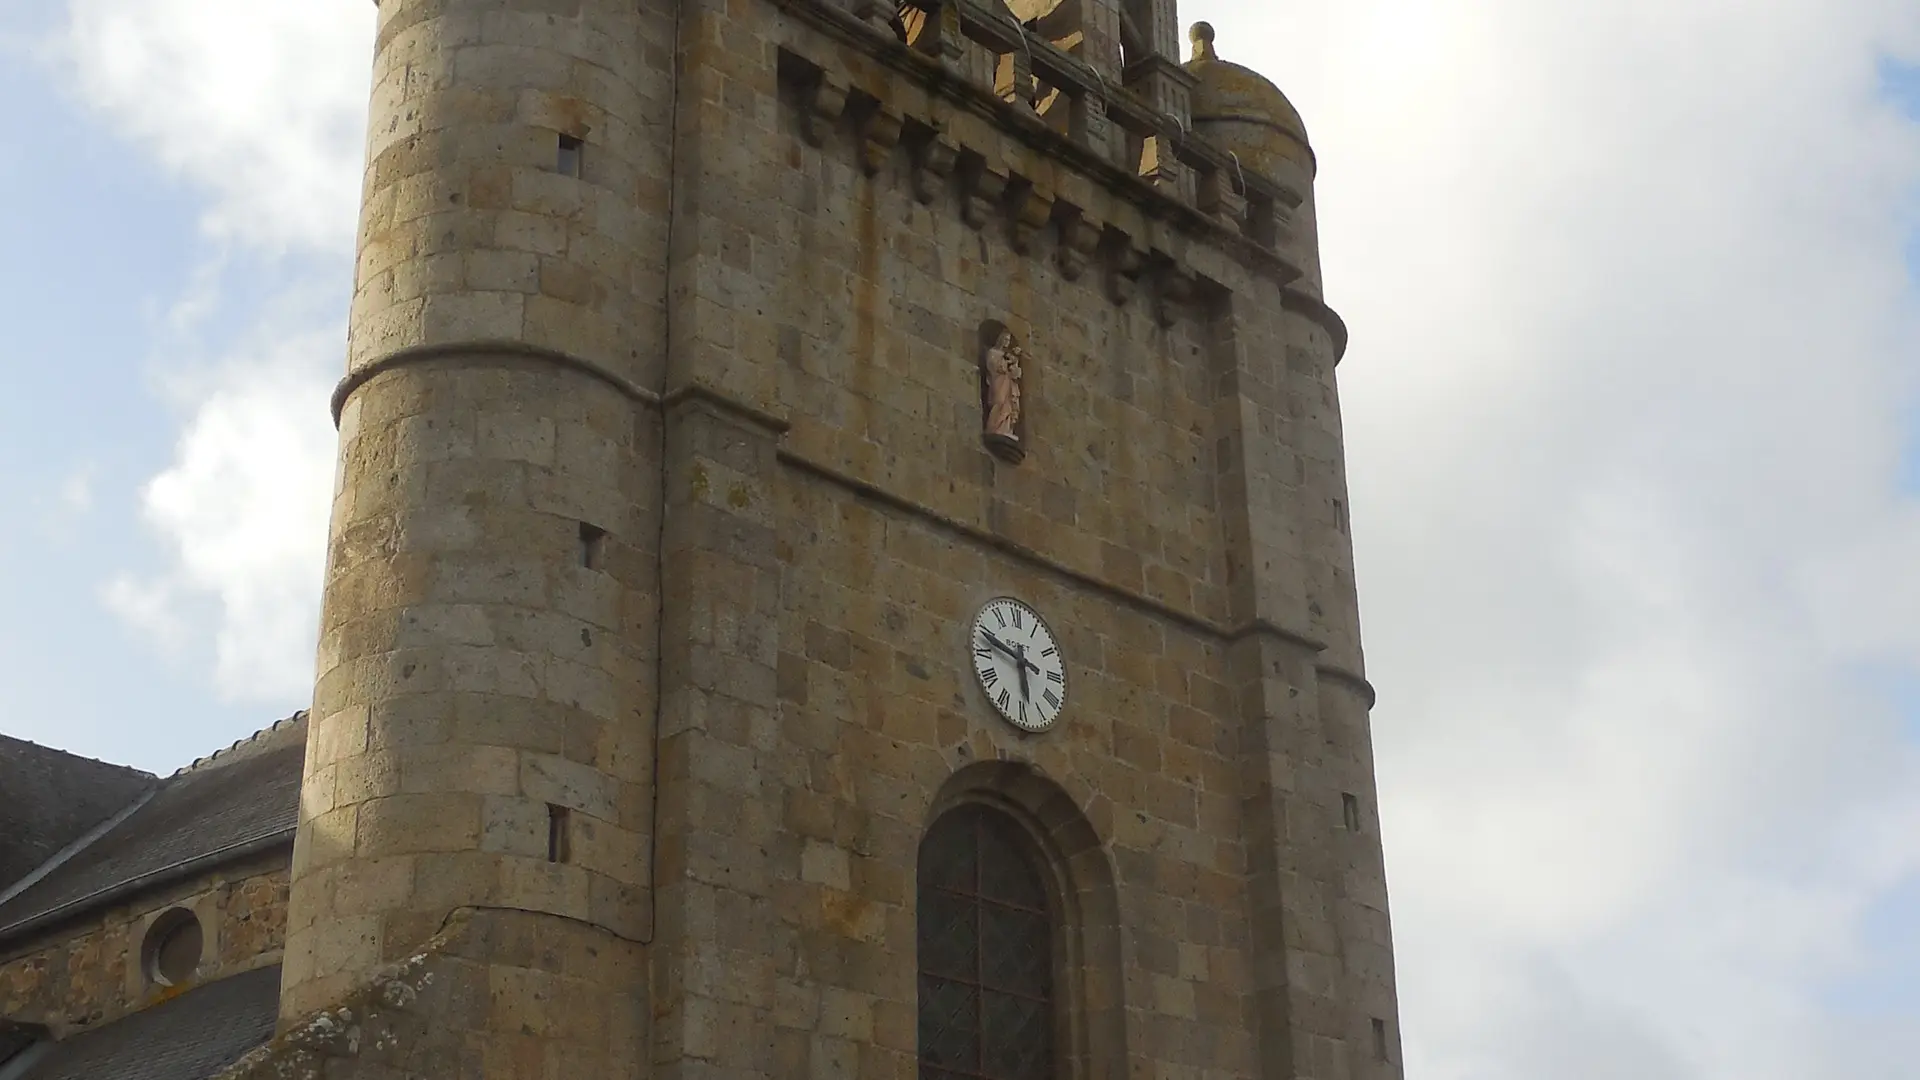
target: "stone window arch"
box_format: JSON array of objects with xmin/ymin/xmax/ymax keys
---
[{"xmin": 916, "ymin": 762, "xmax": 1125, "ymax": 1080}]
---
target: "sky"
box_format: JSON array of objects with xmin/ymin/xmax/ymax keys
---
[{"xmin": 0, "ymin": 0, "xmax": 1917, "ymax": 1076}]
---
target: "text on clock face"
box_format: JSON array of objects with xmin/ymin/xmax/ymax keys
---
[{"xmin": 971, "ymin": 599, "xmax": 1066, "ymax": 732}]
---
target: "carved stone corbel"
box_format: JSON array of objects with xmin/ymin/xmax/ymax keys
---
[
  {"xmin": 1055, "ymin": 211, "xmax": 1101, "ymax": 281},
  {"xmin": 1103, "ymin": 232, "xmax": 1146, "ymax": 305},
  {"xmin": 912, "ymin": 136, "xmax": 960, "ymax": 204},
  {"xmin": 859, "ymin": 107, "xmax": 905, "ymax": 176},
  {"xmin": 799, "ymin": 76, "xmax": 850, "ymax": 148},
  {"xmin": 959, "ymin": 161, "xmax": 1010, "ymax": 231},
  {"xmin": 1006, "ymin": 183, "xmax": 1055, "ymax": 255}
]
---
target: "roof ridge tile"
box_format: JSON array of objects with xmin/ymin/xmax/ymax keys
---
[{"xmin": 170, "ymin": 712, "xmax": 309, "ymax": 778}]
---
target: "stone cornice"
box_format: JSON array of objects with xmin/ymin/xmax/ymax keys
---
[
  {"xmin": 769, "ymin": 0, "xmax": 1307, "ymax": 295},
  {"xmin": 661, "ymin": 383, "xmax": 793, "ymax": 435},
  {"xmin": 776, "ymin": 448, "xmax": 1375, "ymax": 665},
  {"xmin": 1314, "ymin": 662, "xmax": 1378, "ymax": 708},
  {"xmin": 332, "ymin": 341, "xmax": 662, "ymax": 426},
  {"xmin": 1281, "ymin": 287, "xmax": 1350, "ymax": 363},
  {"xmin": 778, "ymin": 447, "xmax": 1377, "ymax": 706}
]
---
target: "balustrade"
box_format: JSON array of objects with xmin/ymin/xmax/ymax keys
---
[{"xmin": 806, "ymin": 0, "xmax": 1298, "ymax": 247}]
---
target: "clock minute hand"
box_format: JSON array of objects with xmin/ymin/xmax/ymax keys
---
[{"xmin": 1014, "ymin": 643, "xmax": 1031, "ymax": 702}]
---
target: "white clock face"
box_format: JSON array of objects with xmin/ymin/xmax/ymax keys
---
[{"xmin": 970, "ymin": 597, "xmax": 1067, "ymax": 733}]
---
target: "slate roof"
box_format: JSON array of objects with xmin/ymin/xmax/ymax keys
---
[
  {"xmin": 0, "ymin": 1022, "xmax": 42, "ymax": 1067},
  {"xmin": 16, "ymin": 964, "xmax": 281, "ymax": 1080},
  {"xmin": 0, "ymin": 716, "xmax": 306, "ymax": 942},
  {"xmin": 0, "ymin": 737, "xmax": 155, "ymax": 891}
]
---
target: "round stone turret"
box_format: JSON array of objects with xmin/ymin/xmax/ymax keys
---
[
  {"xmin": 1184, "ymin": 22, "xmax": 1312, "ymax": 179},
  {"xmin": 281, "ymin": 0, "xmax": 669, "ymax": 1038},
  {"xmin": 1186, "ymin": 22, "xmax": 1323, "ymax": 289}
]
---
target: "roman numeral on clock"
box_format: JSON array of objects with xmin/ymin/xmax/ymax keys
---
[
  {"xmin": 1043, "ymin": 689, "xmax": 1061, "ymax": 709},
  {"xmin": 979, "ymin": 666, "xmax": 999, "ymax": 688}
]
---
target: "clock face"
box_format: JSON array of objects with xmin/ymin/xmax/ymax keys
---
[{"xmin": 970, "ymin": 597, "xmax": 1067, "ymax": 733}]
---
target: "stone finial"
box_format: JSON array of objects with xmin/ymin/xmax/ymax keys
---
[{"xmin": 1190, "ymin": 22, "xmax": 1217, "ymax": 63}]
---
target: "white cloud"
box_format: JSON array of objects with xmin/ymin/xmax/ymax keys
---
[
  {"xmin": 99, "ymin": 575, "xmax": 189, "ymax": 653},
  {"xmin": 58, "ymin": 0, "xmax": 373, "ymax": 253},
  {"xmin": 104, "ymin": 314, "xmax": 338, "ymax": 702}
]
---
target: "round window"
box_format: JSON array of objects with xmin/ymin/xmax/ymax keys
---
[{"xmin": 142, "ymin": 908, "xmax": 203, "ymax": 987}]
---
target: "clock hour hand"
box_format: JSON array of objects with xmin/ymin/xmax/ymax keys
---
[
  {"xmin": 1010, "ymin": 641, "xmax": 1041, "ymax": 677},
  {"xmin": 979, "ymin": 629, "xmax": 1025, "ymax": 665}
]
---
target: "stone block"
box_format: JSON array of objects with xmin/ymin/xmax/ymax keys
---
[{"xmin": 356, "ymin": 792, "xmax": 482, "ymax": 857}]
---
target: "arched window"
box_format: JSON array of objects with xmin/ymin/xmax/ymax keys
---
[{"xmin": 917, "ymin": 804, "xmax": 1054, "ymax": 1080}]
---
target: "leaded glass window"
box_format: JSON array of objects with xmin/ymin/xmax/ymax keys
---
[{"xmin": 918, "ymin": 804, "xmax": 1054, "ymax": 1080}]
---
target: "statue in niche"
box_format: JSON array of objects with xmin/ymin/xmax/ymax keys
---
[{"xmin": 980, "ymin": 322, "xmax": 1028, "ymax": 464}]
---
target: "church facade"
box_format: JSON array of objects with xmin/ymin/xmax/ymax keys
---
[{"xmin": 0, "ymin": 0, "xmax": 1402, "ymax": 1076}]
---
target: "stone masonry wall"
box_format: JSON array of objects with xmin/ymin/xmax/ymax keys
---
[
  {"xmin": 217, "ymin": 907, "xmax": 646, "ymax": 1080},
  {"xmin": 641, "ymin": 3, "xmax": 1404, "ymax": 1077},
  {"xmin": 774, "ymin": 478, "xmax": 1261, "ymax": 1076},
  {"xmin": 0, "ymin": 858, "xmax": 288, "ymax": 1039},
  {"xmin": 633, "ymin": 2, "xmax": 1278, "ymax": 1074}
]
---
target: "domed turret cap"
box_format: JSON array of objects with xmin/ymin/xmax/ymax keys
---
[{"xmin": 1184, "ymin": 22, "xmax": 1314, "ymax": 176}]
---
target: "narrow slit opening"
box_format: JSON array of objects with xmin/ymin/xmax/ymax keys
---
[
  {"xmin": 1372, "ymin": 1018, "xmax": 1390, "ymax": 1061},
  {"xmin": 547, "ymin": 804, "xmax": 571, "ymax": 863},
  {"xmin": 1342, "ymin": 793, "xmax": 1362, "ymax": 832},
  {"xmin": 557, "ymin": 133, "xmax": 584, "ymax": 177},
  {"xmin": 579, "ymin": 522, "xmax": 607, "ymax": 570}
]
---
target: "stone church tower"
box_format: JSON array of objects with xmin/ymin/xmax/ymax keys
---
[{"xmin": 267, "ymin": 0, "xmax": 1403, "ymax": 1075}]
